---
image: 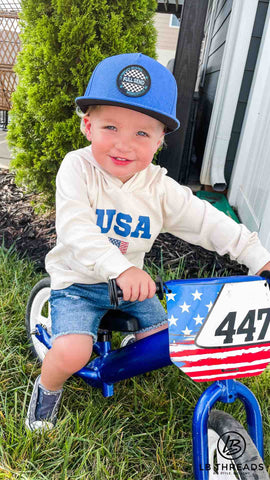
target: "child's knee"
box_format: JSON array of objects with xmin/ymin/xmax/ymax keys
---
[{"xmin": 52, "ymin": 334, "xmax": 93, "ymax": 372}]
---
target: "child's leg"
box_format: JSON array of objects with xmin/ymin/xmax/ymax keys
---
[
  {"xmin": 135, "ymin": 322, "xmax": 167, "ymax": 340},
  {"xmin": 26, "ymin": 283, "xmax": 110, "ymax": 431},
  {"xmin": 40, "ymin": 334, "xmax": 93, "ymax": 391},
  {"xmin": 121, "ymin": 294, "xmax": 168, "ymax": 342},
  {"xmin": 26, "ymin": 334, "xmax": 93, "ymax": 431}
]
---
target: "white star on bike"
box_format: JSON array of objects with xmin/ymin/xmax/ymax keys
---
[
  {"xmin": 168, "ymin": 315, "xmax": 178, "ymax": 326},
  {"xmin": 192, "ymin": 289, "xmax": 202, "ymax": 301},
  {"xmin": 180, "ymin": 302, "xmax": 191, "ymax": 313},
  {"xmin": 166, "ymin": 292, "xmax": 177, "ymax": 301},
  {"xmin": 193, "ymin": 314, "xmax": 204, "ymax": 325},
  {"xmin": 182, "ymin": 326, "xmax": 193, "ymax": 336},
  {"xmin": 206, "ymin": 301, "xmax": 213, "ymax": 311}
]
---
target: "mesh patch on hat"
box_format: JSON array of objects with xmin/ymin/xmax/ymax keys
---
[{"xmin": 117, "ymin": 65, "xmax": 151, "ymax": 97}]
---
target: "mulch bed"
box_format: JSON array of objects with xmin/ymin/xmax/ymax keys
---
[{"xmin": 0, "ymin": 169, "xmax": 248, "ymax": 276}]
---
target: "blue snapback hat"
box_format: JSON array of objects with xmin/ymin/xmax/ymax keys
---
[{"xmin": 75, "ymin": 53, "xmax": 180, "ymax": 133}]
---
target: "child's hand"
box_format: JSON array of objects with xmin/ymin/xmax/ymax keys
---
[{"xmin": 116, "ymin": 267, "xmax": 156, "ymax": 302}]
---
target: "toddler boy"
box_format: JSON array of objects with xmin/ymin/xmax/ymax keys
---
[{"xmin": 26, "ymin": 53, "xmax": 270, "ymax": 432}]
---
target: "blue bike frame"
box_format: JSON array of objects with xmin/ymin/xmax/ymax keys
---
[
  {"xmin": 35, "ymin": 324, "xmax": 172, "ymax": 397},
  {"xmin": 36, "ymin": 322, "xmax": 264, "ymax": 479},
  {"xmin": 35, "ymin": 272, "xmax": 269, "ymax": 479}
]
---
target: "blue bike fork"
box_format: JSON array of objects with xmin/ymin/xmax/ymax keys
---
[{"xmin": 192, "ymin": 379, "xmax": 264, "ymax": 480}]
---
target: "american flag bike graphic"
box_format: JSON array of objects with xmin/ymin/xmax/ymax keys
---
[
  {"xmin": 165, "ymin": 274, "xmax": 270, "ymax": 479},
  {"xmin": 167, "ymin": 277, "xmax": 270, "ymax": 382},
  {"xmin": 27, "ymin": 271, "xmax": 270, "ymax": 479}
]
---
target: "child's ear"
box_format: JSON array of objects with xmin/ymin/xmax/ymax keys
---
[
  {"xmin": 84, "ymin": 116, "xmax": 92, "ymax": 141},
  {"xmin": 157, "ymin": 131, "xmax": 165, "ymax": 149}
]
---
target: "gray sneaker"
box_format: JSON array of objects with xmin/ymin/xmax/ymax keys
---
[{"xmin": 25, "ymin": 375, "xmax": 63, "ymax": 432}]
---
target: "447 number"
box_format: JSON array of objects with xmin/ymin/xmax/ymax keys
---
[{"xmin": 215, "ymin": 308, "xmax": 270, "ymax": 344}]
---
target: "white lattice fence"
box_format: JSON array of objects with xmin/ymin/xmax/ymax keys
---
[{"xmin": 0, "ymin": 0, "xmax": 21, "ymax": 110}]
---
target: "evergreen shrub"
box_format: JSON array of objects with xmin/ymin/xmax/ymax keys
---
[{"xmin": 8, "ymin": 0, "xmax": 157, "ymax": 205}]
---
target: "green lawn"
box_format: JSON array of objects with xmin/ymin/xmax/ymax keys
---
[{"xmin": 1, "ymin": 245, "xmax": 270, "ymax": 479}]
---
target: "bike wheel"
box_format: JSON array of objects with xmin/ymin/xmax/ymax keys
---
[
  {"xmin": 207, "ymin": 409, "xmax": 269, "ymax": 479},
  {"xmin": 25, "ymin": 277, "xmax": 51, "ymax": 362}
]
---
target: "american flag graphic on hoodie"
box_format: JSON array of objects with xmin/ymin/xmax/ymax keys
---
[{"xmin": 109, "ymin": 237, "xmax": 129, "ymax": 254}]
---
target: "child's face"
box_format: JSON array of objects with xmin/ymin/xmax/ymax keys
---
[{"xmin": 84, "ymin": 106, "xmax": 165, "ymax": 183}]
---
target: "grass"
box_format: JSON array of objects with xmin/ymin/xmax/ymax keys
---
[{"xmin": 1, "ymin": 245, "xmax": 270, "ymax": 479}]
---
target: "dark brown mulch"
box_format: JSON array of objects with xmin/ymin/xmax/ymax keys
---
[
  {"xmin": 0, "ymin": 170, "xmax": 56, "ymax": 271},
  {"xmin": 0, "ymin": 169, "xmax": 247, "ymax": 276}
]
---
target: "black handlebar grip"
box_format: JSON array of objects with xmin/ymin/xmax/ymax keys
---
[
  {"xmin": 108, "ymin": 278, "xmax": 122, "ymax": 307},
  {"xmin": 155, "ymin": 276, "xmax": 164, "ymax": 300},
  {"xmin": 260, "ymin": 270, "xmax": 270, "ymax": 288},
  {"xmin": 108, "ymin": 276, "xmax": 164, "ymax": 307}
]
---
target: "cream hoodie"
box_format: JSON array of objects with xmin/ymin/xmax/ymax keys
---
[{"xmin": 45, "ymin": 146, "xmax": 270, "ymax": 290}]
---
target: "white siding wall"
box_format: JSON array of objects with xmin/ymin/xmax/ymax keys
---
[
  {"xmin": 199, "ymin": 0, "xmax": 259, "ymax": 188},
  {"xmin": 228, "ymin": 4, "xmax": 270, "ymax": 250}
]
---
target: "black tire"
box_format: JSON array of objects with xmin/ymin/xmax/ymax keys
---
[
  {"xmin": 207, "ymin": 409, "xmax": 269, "ymax": 479},
  {"xmin": 25, "ymin": 277, "xmax": 51, "ymax": 363}
]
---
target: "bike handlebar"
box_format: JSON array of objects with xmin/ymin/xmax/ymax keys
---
[
  {"xmin": 108, "ymin": 276, "xmax": 164, "ymax": 307},
  {"xmin": 261, "ymin": 270, "xmax": 270, "ymax": 282},
  {"xmin": 108, "ymin": 271, "xmax": 270, "ymax": 307}
]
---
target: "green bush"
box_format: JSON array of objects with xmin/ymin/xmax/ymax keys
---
[{"xmin": 8, "ymin": 0, "xmax": 157, "ymax": 205}]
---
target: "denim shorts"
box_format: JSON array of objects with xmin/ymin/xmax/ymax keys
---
[{"xmin": 49, "ymin": 283, "xmax": 167, "ymax": 343}]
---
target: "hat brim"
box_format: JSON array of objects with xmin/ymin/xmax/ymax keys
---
[{"xmin": 75, "ymin": 97, "xmax": 180, "ymax": 133}]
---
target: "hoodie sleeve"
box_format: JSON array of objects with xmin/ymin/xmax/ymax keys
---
[
  {"xmin": 54, "ymin": 154, "xmax": 134, "ymax": 281},
  {"xmin": 161, "ymin": 176, "xmax": 270, "ymax": 274}
]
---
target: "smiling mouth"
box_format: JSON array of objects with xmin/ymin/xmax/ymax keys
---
[{"xmin": 110, "ymin": 156, "xmax": 133, "ymax": 165}]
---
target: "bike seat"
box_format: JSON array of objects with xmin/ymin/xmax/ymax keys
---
[{"xmin": 99, "ymin": 309, "xmax": 139, "ymax": 332}]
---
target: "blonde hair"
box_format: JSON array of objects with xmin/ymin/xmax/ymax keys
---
[{"xmin": 76, "ymin": 105, "xmax": 101, "ymax": 136}]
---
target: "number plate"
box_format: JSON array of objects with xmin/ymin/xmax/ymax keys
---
[
  {"xmin": 196, "ymin": 281, "xmax": 270, "ymax": 348},
  {"xmin": 167, "ymin": 277, "xmax": 270, "ymax": 382}
]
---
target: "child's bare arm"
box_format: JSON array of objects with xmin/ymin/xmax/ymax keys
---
[
  {"xmin": 116, "ymin": 267, "xmax": 156, "ymax": 302},
  {"xmin": 256, "ymin": 261, "xmax": 270, "ymax": 275}
]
